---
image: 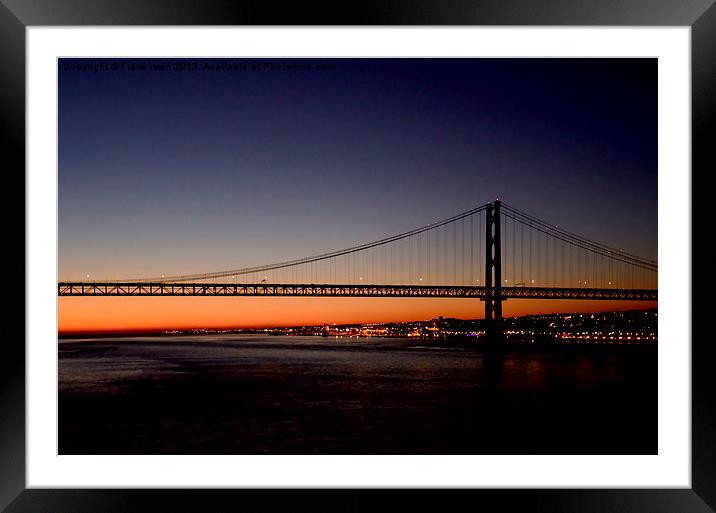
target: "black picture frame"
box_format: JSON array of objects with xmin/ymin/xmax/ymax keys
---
[{"xmin": 2, "ymin": 1, "xmax": 714, "ymax": 511}]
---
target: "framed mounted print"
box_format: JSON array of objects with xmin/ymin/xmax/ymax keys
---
[{"xmin": 2, "ymin": 1, "xmax": 714, "ymax": 511}]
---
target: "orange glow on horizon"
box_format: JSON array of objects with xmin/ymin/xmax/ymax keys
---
[{"xmin": 58, "ymin": 297, "xmax": 658, "ymax": 335}]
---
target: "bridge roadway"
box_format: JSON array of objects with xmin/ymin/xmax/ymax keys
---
[{"xmin": 58, "ymin": 282, "xmax": 657, "ymax": 301}]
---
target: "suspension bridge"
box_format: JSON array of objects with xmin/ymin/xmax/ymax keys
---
[{"xmin": 58, "ymin": 200, "xmax": 657, "ymax": 340}]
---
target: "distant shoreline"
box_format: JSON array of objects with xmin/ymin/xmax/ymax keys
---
[{"xmin": 58, "ymin": 307, "xmax": 658, "ymax": 344}]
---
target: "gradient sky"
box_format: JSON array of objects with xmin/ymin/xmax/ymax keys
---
[{"xmin": 58, "ymin": 58, "xmax": 657, "ymax": 333}]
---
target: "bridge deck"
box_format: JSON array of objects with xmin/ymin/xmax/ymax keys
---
[{"xmin": 58, "ymin": 282, "xmax": 657, "ymax": 301}]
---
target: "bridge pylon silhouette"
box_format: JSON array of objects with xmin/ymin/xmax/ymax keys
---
[{"xmin": 484, "ymin": 200, "xmax": 504, "ymax": 346}]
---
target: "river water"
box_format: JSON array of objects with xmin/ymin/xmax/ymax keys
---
[{"xmin": 58, "ymin": 335, "xmax": 656, "ymax": 454}]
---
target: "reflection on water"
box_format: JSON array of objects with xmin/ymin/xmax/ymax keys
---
[{"xmin": 59, "ymin": 335, "xmax": 657, "ymax": 455}]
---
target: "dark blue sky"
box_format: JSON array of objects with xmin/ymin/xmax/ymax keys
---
[{"xmin": 58, "ymin": 58, "xmax": 656, "ymax": 281}]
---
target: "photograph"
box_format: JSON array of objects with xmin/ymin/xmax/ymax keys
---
[
  {"xmin": 56, "ymin": 57, "xmax": 659, "ymax": 456},
  {"xmin": 2, "ymin": 0, "xmax": 712, "ymax": 506}
]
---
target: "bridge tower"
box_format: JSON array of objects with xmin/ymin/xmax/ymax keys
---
[{"xmin": 484, "ymin": 200, "xmax": 503, "ymax": 344}]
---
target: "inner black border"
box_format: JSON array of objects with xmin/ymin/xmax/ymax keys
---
[{"xmin": 1, "ymin": 1, "xmax": 714, "ymax": 511}]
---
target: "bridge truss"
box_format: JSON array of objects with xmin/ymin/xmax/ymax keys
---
[{"xmin": 58, "ymin": 282, "xmax": 656, "ymax": 301}]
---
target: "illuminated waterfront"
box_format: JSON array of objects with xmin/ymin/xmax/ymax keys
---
[{"xmin": 158, "ymin": 308, "xmax": 658, "ymax": 343}]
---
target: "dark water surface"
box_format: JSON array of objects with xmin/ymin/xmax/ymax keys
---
[{"xmin": 58, "ymin": 335, "xmax": 656, "ymax": 454}]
